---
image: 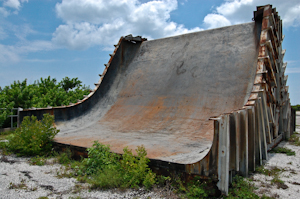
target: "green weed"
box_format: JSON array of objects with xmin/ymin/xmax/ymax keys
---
[
  {"xmin": 271, "ymin": 176, "xmax": 288, "ymax": 189},
  {"xmin": 89, "ymin": 167, "xmax": 123, "ymax": 189},
  {"xmin": 0, "ymin": 130, "xmax": 14, "ymax": 140},
  {"xmin": 120, "ymin": 146, "xmax": 156, "ymax": 189},
  {"xmin": 6, "ymin": 114, "xmax": 59, "ymax": 156},
  {"xmin": 256, "ymin": 165, "xmax": 287, "ymax": 190},
  {"xmin": 0, "ymin": 130, "xmax": 14, "ymax": 152},
  {"xmin": 289, "ymin": 133, "xmax": 300, "ymax": 146},
  {"xmin": 270, "ymin": 147, "xmax": 295, "ymax": 156},
  {"xmin": 78, "ymin": 141, "xmax": 156, "ymax": 189},
  {"xmin": 226, "ymin": 176, "xmax": 259, "ymax": 199},
  {"xmin": 0, "ymin": 141, "xmax": 7, "ymax": 149},
  {"xmin": 56, "ymin": 148, "xmax": 72, "ymax": 165},
  {"xmin": 186, "ymin": 176, "xmax": 209, "ymax": 198},
  {"xmin": 30, "ymin": 155, "xmax": 46, "ymax": 166},
  {"xmin": 255, "ymin": 166, "xmax": 283, "ymax": 176},
  {"xmin": 9, "ymin": 179, "xmax": 28, "ymax": 190}
]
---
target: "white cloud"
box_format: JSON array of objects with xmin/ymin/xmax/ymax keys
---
[
  {"xmin": 24, "ymin": 58, "xmax": 57, "ymax": 63},
  {"xmin": 286, "ymin": 67, "xmax": 300, "ymax": 74},
  {"xmin": 4, "ymin": 0, "xmax": 21, "ymax": 10},
  {"xmin": 203, "ymin": 14, "xmax": 231, "ymax": 29},
  {"xmin": 283, "ymin": 5, "xmax": 300, "ymax": 27},
  {"xmin": 0, "ymin": 0, "xmax": 28, "ymax": 17},
  {"xmin": 55, "ymin": 0, "xmax": 137, "ymax": 24},
  {"xmin": 18, "ymin": 40, "xmax": 56, "ymax": 53},
  {"xmin": 14, "ymin": 24, "xmax": 36, "ymax": 40},
  {"xmin": 53, "ymin": 0, "xmax": 202, "ymax": 50},
  {"xmin": 0, "ymin": 44, "xmax": 20, "ymax": 63},
  {"xmin": 0, "ymin": 39, "xmax": 56, "ymax": 63},
  {"xmin": 216, "ymin": 0, "xmax": 253, "ymax": 18},
  {"xmin": 0, "ymin": 26, "xmax": 7, "ymax": 39},
  {"xmin": 203, "ymin": 0, "xmax": 300, "ymax": 29},
  {"xmin": 0, "ymin": 7, "xmax": 10, "ymax": 17}
]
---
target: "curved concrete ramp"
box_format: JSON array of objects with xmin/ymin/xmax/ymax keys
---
[
  {"xmin": 19, "ymin": 5, "xmax": 294, "ymax": 194},
  {"xmin": 51, "ymin": 22, "xmax": 258, "ymax": 164}
]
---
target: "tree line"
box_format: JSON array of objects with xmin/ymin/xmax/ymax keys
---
[{"xmin": 0, "ymin": 76, "xmax": 90, "ymax": 128}]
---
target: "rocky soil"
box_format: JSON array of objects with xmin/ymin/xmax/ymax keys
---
[{"xmin": 0, "ymin": 154, "xmax": 165, "ymax": 199}]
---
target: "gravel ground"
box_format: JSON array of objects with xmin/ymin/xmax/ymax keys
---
[
  {"xmin": 0, "ymin": 155, "xmax": 165, "ymax": 199},
  {"xmin": 1, "ymin": 112, "xmax": 299, "ymax": 199},
  {"xmin": 250, "ymin": 111, "xmax": 300, "ymax": 199}
]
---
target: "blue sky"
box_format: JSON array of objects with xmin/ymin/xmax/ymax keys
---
[{"xmin": 0, "ymin": 0, "xmax": 300, "ymax": 104}]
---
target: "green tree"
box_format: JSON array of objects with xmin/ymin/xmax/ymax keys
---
[
  {"xmin": 0, "ymin": 76, "xmax": 90, "ymax": 128},
  {"xmin": 59, "ymin": 77, "xmax": 82, "ymax": 92}
]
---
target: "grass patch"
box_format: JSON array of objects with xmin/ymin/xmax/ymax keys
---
[
  {"xmin": 289, "ymin": 133, "xmax": 300, "ymax": 146},
  {"xmin": 0, "ymin": 130, "xmax": 14, "ymax": 153},
  {"xmin": 0, "ymin": 141, "xmax": 7, "ymax": 149},
  {"xmin": 270, "ymin": 147, "xmax": 295, "ymax": 156},
  {"xmin": 256, "ymin": 165, "xmax": 288, "ymax": 191},
  {"xmin": 255, "ymin": 166, "xmax": 283, "ymax": 176},
  {"xmin": 226, "ymin": 176, "xmax": 260, "ymax": 199},
  {"xmin": 9, "ymin": 181, "xmax": 28, "ymax": 190},
  {"xmin": 30, "ymin": 155, "xmax": 47, "ymax": 166},
  {"xmin": 8, "ymin": 179, "xmax": 37, "ymax": 191},
  {"xmin": 271, "ymin": 176, "xmax": 288, "ymax": 189},
  {"xmin": 0, "ymin": 130, "xmax": 14, "ymax": 140},
  {"xmin": 185, "ymin": 177, "xmax": 211, "ymax": 198}
]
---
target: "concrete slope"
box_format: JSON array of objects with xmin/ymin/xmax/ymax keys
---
[
  {"xmin": 45, "ymin": 22, "xmax": 258, "ymax": 164},
  {"xmin": 20, "ymin": 22, "xmax": 259, "ymax": 164}
]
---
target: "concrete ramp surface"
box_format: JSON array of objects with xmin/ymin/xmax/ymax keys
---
[
  {"xmin": 56, "ymin": 22, "xmax": 257, "ymax": 164},
  {"xmin": 20, "ymin": 5, "xmax": 294, "ymax": 194}
]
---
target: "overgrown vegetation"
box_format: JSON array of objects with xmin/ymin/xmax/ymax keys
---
[
  {"xmin": 270, "ymin": 147, "xmax": 296, "ymax": 156},
  {"xmin": 0, "ymin": 76, "xmax": 90, "ymax": 128},
  {"xmin": 255, "ymin": 165, "xmax": 283, "ymax": 176},
  {"xmin": 291, "ymin": 104, "xmax": 300, "ymax": 111},
  {"xmin": 5, "ymin": 114, "xmax": 59, "ymax": 156},
  {"xmin": 183, "ymin": 177, "xmax": 212, "ymax": 198},
  {"xmin": 226, "ymin": 176, "xmax": 260, "ymax": 199},
  {"xmin": 68, "ymin": 141, "xmax": 157, "ymax": 190},
  {"xmin": 54, "ymin": 149, "xmax": 215, "ymax": 197},
  {"xmin": 289, "ymin": 133, "xmax": 300, "ymax": 146},
  {"xmin": 0, "ymin": 130, "xmax": 14, "ymax": 140},
  {"xmin": 255, "ymin": 165, "xmax": 288, "ymax": 192}
]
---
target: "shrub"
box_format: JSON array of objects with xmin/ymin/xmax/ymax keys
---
[
  {"xmin": 120, "ymin": 146, "xmax": 156, "ymax": 188},
  {"xmin": 89, "ymin": 167, "xmax": 123, "ymax": 189},
  {"xmin": 7, "ymin": 114, "xmax": 59, "ymax": 156},
  {"xmin": 80, "ymin": 141, "xmax": 120, "ymax": 175},
  {"xmin": 78, "ymin": 141, "xmax": 156, "ymax": 189}
]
